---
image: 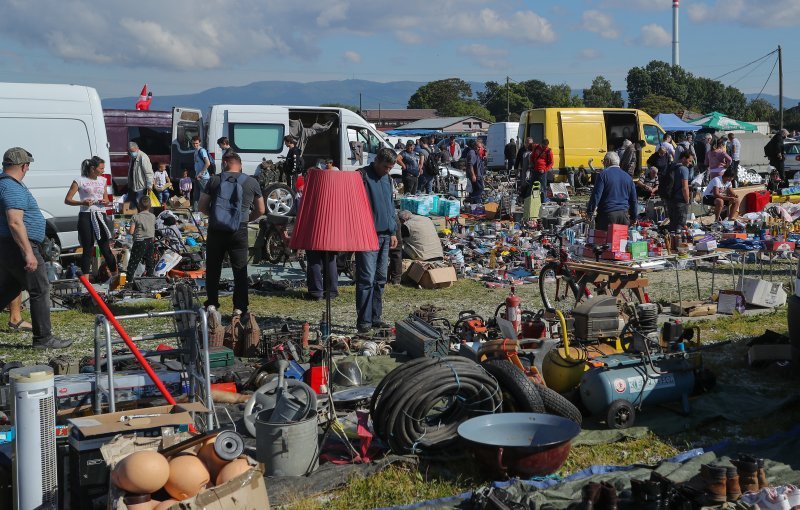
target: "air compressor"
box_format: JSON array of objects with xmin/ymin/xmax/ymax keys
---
[{"xmin": 579, "ymin": 322, "xmax": 713, "ymax": 429}]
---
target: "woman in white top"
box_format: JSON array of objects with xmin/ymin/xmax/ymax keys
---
[
  {"xmin": 64, "ymin": 156, "xmax": 118, "ymax": 277},
  {"xmin": 702, "ymin": 167, "xmax": 739, "ymax": 221}
]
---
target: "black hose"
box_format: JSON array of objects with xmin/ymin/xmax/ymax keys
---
[{"xmin": 370, "ymin": 356, "xmax": 502, "ymax": 454}]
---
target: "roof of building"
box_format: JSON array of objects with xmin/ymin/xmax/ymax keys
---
[
  {"xmin": 361, "ymin": 108, "xmax": 437, "ymax": 121},
  {"xmin": 395, "ymin": 116, "xmax": 491, "ymax": 130}
]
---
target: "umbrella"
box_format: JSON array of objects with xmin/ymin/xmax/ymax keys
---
[
  {"xmin": 654, "ymin": 113, "xmax": 702, "ymax": 132},
  {"xmin": 690, "ymin": 111, "xmax": 757, "ymax": 132}
]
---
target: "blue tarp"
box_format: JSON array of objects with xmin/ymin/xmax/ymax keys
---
[{"xmin": 654, "ymin": 113, "xmax": 702, "ymax": 132}]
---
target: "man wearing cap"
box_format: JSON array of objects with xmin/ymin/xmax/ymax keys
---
[{"xmin": 0, "ymin": 148, "xmax": 72, "ymax": 349}]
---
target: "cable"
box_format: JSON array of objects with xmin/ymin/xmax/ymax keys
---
[
  {"xmin": 370, "ymin": 356, "xmax": 502, "ymax": 453},
  {"xmin": 712, "ymin": 49, "xmax": 778, "ymax": 81},
  {"xmin": 754, "ymin": 56, "xmax": 779, "ymax": 102},
  {"xmin": 729, "ymin": 56, "xmax": 773, "ymax": 88}
]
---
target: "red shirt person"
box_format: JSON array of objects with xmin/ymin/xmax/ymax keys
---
[{"xmin": 530, "ymin": 139, "xmax": 554, "ymax": 202}]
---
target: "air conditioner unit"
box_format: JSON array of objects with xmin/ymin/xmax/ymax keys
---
[{"xmin": 11, "ymin": 365, "xmax": 57, "ymax": 510}]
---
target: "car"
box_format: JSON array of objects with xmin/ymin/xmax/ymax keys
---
[{"xmin": 783, "ymin": 140, "xmax": 800, "ymax": 177}]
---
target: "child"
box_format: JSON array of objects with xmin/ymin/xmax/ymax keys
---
[
  {"xmin": 126, "ymin": 195, "xmax": 156, "ymax": 282},
  {"xmin": 179, "ymin": 169, "xmax": 193, "ymax": 199},
  {"xmin": 153, "ymin": 162, "xmax": 171, "ymax": 205}
]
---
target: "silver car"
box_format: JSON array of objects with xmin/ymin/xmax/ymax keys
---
[{"xmin": 785, "ymin": 141, "xmax": 800, "ymax": 176}]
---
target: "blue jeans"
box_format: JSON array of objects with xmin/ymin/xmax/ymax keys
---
[
  {"xmin": 156, "ymin": 189, "xmax": 170, "ymax": 206},
  {"xmin": 537, "ymin": 171, "xmax": 550, "ymax": 203},
  {"xmin": 418, "ymin": 174, "xmax": 434, "ymax": 194},
  {"xmin": 355, "ymin": 234, "xmax": 391, "ymax": 328},
  {"xmin": 468, "ymin": 176, "xmax": 484, "ymax": 204}
]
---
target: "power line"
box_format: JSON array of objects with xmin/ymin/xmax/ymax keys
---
[
  {"xmin": 712, "ymin": 49, "xmax": 778, "ymax": 81},
  {"xmin": 754, "ymin": 56, "xmax": 779, "ymax": 102},
  {"xmin": 729, "ymin": 56, "xmax": 772, "ymax": 88}
]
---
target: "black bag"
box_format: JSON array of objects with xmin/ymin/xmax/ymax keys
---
[
  {"xmin": 423, "ymin": 151, "xmax": 440, "ymax": 176},
  {"xmin": 658, "ymin": 163, "xmax": 677, "ymax": 201}
]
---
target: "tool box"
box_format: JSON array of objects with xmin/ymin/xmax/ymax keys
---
[
  {"xmin": 202, "ymin": 346, "xmax": 235, "ymax": 368},
  {"xmin": 394, "ymin": 317, "xmax": 449, "ymax": 359}
]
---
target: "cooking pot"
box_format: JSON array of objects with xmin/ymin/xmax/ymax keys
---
[{"xmin": 457, "ymin": 413, "xmax": 580, "ymax": 477}]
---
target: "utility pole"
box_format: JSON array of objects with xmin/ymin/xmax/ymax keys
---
[
  {"xmin": 379, "ymin": 103, "xmax": 381, "ymax": 126},
  {"xmin": 506, "ymin": 76, "xmax": 510, "ymax": 120},
  {"xmin": 359, "ymin": 93, "xmax": 362, "ymax": 114},
  {"xmin": 778, "ymin": 45, "xmax": 784, "ymax": 132}
]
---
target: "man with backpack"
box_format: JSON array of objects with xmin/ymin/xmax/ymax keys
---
[
  {"xmin": 416, "ymin": 137, "xmax": 435, "ymax": 194},
  {"xmin": 198, "ymin": 152, "xmax": 265, "ymax": 318},
  {"xmin": 661, "ymin": 152, "xmax": 693, "ymax": 232}
]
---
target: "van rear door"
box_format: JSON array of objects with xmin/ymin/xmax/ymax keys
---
[
  {"xmin": 171, "ymin": 107, "xmax": 203, "ymax": 180},
  {"xmin": 559, "ymin": 111, "xmax": 606, "ymax": 168}
]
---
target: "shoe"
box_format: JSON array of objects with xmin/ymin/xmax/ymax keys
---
[
  {"xmin": 700, "ymin": 463, "xmax": 728, "ymax": 505},
  {"xmin": 741, "ymin": 487, "xmax": 791, "ymax": 510},
  {"xmin": 33, "ymin": 336, "xmax": 74, "ymax": 349},
  {"xmin": 356, "ymin": 324, "xmax": 371, "ymax": 334},
  {"xmin": 598, "ymin": 481, "xmax": 618, "ymax": 510},
  {"xmin": 372, "ymin": 321, "xmax": 392, "ymax": 330},
  {"xmin": 630, "ymin": 478, "xmax": 662, "ymax": 510},
  {"xmin": 574, "ymin": 482, "xmax": 601, "ymax": 510},
  {"xmin": 232, "ymin": 309, "xmax": 242, "ymax": 316},
  {"xmin": 7, "ymin": 320, "xmax": 33, "ymax": 332},
  {"xmin": 733, "ymin": 457, "xmax": 761, "ymax": 493},
  {"xmin": 776, "ymin": 485, "xmax": 800, "ymax": 507},
  {"xmin": 726, "ymin": 465, "xmax": 742, "ymax": 502}
]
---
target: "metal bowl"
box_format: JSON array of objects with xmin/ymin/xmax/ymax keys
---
[{"xmin": 458, "ymin": 413, "xmax": 581, "ymax": 477}]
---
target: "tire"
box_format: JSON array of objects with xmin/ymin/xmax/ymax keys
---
[
  {"xmin": 606, "ymin": 399, "xmax": 636, "ymax": 429},
  {"xmin": 263, "ymin": 183, "xmax": 295, "ymax": 216},
  {"xmin": 480, "ymin": 359, "xmax": 545, "ymax": 413},
  {"xmin": 534, "ymin": 383, "xmax": 583, "ymax": 425},
  {"xmin": 264, "ymin": 230, "xmax": 284, "ymax": 264},
  {"xmin": 539, "ymin": 262, "xmax": 581, "ymax": 313}
]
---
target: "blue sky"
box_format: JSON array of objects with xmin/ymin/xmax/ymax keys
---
[{"xmin": 0, "ymin": 0, "xmax": 797, "ymax": 103}]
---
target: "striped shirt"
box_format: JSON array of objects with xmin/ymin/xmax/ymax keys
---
[{"xmin": 0, "ymin": 174, "xmax": 46, "ymax": 242}]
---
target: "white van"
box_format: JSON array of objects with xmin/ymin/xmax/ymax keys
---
[
  {"xmin": 486, "ymin": 122, "xmax": 519, "ymax": 169},
  {"xmin": 0, "ymin": 83, "xmax": 112, "ymax": 249}
]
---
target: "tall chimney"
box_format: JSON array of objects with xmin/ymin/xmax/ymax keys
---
[{"xmin": 672, "ymin": 0, "xmax": 680, "ymax": 66}]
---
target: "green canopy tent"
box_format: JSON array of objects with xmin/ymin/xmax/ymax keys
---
[{"xmin": 690, "ymin": 111, "xmax": 757, "ymax": 132}]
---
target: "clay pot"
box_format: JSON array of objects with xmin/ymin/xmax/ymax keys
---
[
  {"xmin": 112, "ymin": 451, "xmax": 170, "ymax": 494},
  {"xmin": 164, "ymin": 454, "xmax": 210, "ymax": 500},
  {"xmin": 215, "ymin": 457, "xmax": 251, "ymax": 486}
]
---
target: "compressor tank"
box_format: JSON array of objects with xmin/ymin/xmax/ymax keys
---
[{"xmin": 579, "ymin": 354, "xmax": 696, "ymax": 416}]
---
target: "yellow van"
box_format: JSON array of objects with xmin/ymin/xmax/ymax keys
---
[{"xmin": 517, "ymin": 108, "xmax": 665, "ymax": 172}]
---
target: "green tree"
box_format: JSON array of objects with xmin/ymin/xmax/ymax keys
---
[
  {"xmin": 638, "ymin": 94, "xmax": 684, "ymax": 117},
  {"xmin": 627, "ymin": 60, "xmax": 691, "ymax": 109},
  {"xmin": 519, "ymin": 79, "xmax": 552, "ymax": 108},
  {"xmin": 478, "ymin": 81, "xmax": 532, "ymax": 121},
  {"xmin": 447, "ymin": 100, "xmax": 495, "ymax": 122},
  {"xmin": 548, "ymin": 83, "xmax": 584, "ymax": 107},
  {"xmin": 583, "ymin": 76, "xmax": 624, "ymax": 108},
  {"xmin": 408, "ymin": 78, "xmax": 473, "ymax": 111},
  {"xmin": 743, "ymin": 98, "xmax": 777, "ymax": 123}
]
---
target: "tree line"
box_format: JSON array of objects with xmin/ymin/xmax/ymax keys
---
[{"xmin": 406, "ymin": 60, "xmax": 790, "ymax": 128}]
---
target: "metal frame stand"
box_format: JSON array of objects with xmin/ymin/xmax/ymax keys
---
[{"xmin": 92, "ymin": 307, "xmax": 215, "ymax": 431}]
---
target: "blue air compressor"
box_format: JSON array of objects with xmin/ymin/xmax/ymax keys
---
[{"xmin": 579, "ymin": 320, "xmax": 714, "ymax": 428}]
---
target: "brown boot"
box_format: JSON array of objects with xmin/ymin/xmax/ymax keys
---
[
  {"xmin": 575, "ymin": 482, "xmax": 602, "ymax": 510},
  {"xmin": 732, "ymin": 458, "xmax": 760, "ymax": 494},
  {"xmin": 725, "ymin": 465, "xmax": 742, "ymax": 502},
  {"xmin": 598, "ymin": 481, "xmax": 618, "ymax": 510},
  {"xmin": 742, "ymin": 455, "xmax": 769, "ymax": 488},
  {"xmin": 701, "ymin": 464, "xmax": 728, "ymax": 505}
]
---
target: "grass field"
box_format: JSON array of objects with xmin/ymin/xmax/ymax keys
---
[{"xmin": 0, "ymin": 268, "xmax": 795, "ymax": 509}]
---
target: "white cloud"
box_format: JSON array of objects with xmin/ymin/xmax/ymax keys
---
[
  {"xmin": 687, "ymin": 0, "xmax": 797, "ymax": 28},
  {"xmin": 395, "ymin": 31, "xmax": 423, "ymax": 45},
  {"xmin": 342, "ymin": 51, "xmax": 362, "ymax": 64},
  {"xmin": 458, "ymin": 44, "xmax": 510, "ymax": 70},
  {"xmin": 578, "ymin": 48, "xmax": 602, "ymax": 60},
  {"xmin": 600, "ymin": 0, "xmax": 670, "ymax": 10},
  {"xmin": 581, "ymin": 10, "xmax": 619, "ymax": 39},
  {"xmin": 634, "ymin": 24, "xmax": 672, "ymax": 47},
  {"xmin": 440, "ymin": 8, "xmax": 556, "ymax": 43}
]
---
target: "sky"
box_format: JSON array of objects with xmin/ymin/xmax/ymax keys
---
[{"xmin": 0, "ymin": 0, "xmax": 798, "ymax": 103}]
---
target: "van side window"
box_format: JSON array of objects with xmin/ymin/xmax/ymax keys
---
[
  {"xmin": 176, "ymin": 122, "xmax": 199, "ymax": 151},
  {"xmin": 643, "ymin": 125, "xmax": 662, "ymax": 146},
  {"xmin": 0, "ymin": 118, "xmax": 90, "ymax": 172},
  {"xmin": 527, "ymin": 123, "xmax": 544, "ymax": 144},
  {"xmin": 230, "ymin": 123, "xmax": 284, "ymax": 153}
]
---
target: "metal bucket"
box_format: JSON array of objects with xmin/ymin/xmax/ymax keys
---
[{"xmin": 255, "ymin": 409, "xmax": 319, "ymax": 476}]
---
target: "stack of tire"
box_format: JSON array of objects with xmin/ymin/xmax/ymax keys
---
[{"xmin": 480, "ymin": 359, "xmax": 583, "ymax": 425}]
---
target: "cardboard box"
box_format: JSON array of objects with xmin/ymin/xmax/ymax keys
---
[
  {"xmin": 738, "ymin": 277, "xmax": 787, "ymax": 308},
  {"xmin": 601, "ymin": 251, "xmax": 631, "ymax": 261},
  {"xmin": 627, "ymin": 241, "xmax": 648, "ymax": 259},
  {"xmin": 717, "ymin": 291, "xmax": 746, "ymax": 315},
  {"xmin": 763, "ymin": 240, "xmax": 795, "ymax": 252},
  {"xmin": 730, "ymin": 185, "xmax": 766, "ymax": 215},
  {"xmin": 484, "ymin": 202, "xmax": 500, "ymax": 219},
  {"xmin": 581, "ymin": 247, "xmax": 597, "ymax": 259},
  {"xmin": 169, "ymin": 196, "xmax": 191, "ymax": 209},
  {"xmin": 587, "ymin": 229, "xmax": 606, "ymax": 240},
  {"xmin": 68, "ymin": 402, "xmax": 207, "ymax": 451},
  {"xmin": 407, "ymin": 262, "xmax": 457, "ymax": 289},
  {"xmin": 696, "ymin": 240, "xmax": 717, "ymax": 253},
  {"xmin": 722, "ymin": 232, "xmax": 747, "ymax": 239}
]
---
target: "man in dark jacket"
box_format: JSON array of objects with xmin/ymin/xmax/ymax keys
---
[
  {"xmin": 464, "ymin": 140, "xmax": 483, "ymax": 204},
  {"xmin": 283, "ymin": 135, "xmax": 303, "ymax": 189},
  {"xmin": 356, "ymin": 148, "xmax": 398, "ymax": 333},
  {"xmin": 765, "ymin": 129, "xmax": 789, "ymax": 182},
  {"xmin": 694, "ymin": 133, "xmax": 712, "ymax": 179},
  {"xmin": 587, "ymin": 152, "xmax": 638, "ymax": 230},
  {"xmin": 504, "ymin": 139, "xmax": 517, "ymax": 173}
]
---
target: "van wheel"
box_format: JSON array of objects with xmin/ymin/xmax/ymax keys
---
[{"xmin": 263, "ymin": 183, "xmax": 295, "ymax": 216}]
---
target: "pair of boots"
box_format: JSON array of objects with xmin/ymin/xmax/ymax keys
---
[
  {"xmin": 699, "ymin": 456, "xmax": 768, "ymax": 505},
  {"xmin": 568, "ymin": 481, "xmax": 617, "ymax": 510},
  {"xmin": 732, "ymin": 454, "xmax": 769, "ymax": 493},
  {"xmin": 629, "ymin": 472, "xmax": 700, "ymax": 509}
]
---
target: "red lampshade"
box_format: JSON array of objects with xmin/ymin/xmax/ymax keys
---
[{"xmin": 290, "ymin": 169, "xmax": 379, "ymax": 252}]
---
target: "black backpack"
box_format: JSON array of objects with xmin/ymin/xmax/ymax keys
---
[
  {"xmin": 423, "ymin": 150, "xmax": 440, "ymax": 176},
  {"xmin": 658, "ymin": 163, "xmax": 678, "ymax": 201}
]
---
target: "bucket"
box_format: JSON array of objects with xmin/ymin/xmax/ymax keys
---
[{"xmin": 256, "ymin": 410, "xmax": 319, "ymax": 476}]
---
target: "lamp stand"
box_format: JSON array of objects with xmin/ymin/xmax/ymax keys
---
[{"xmin": 322, "ymin": 251, "xmax": 333, "ymax": 392}]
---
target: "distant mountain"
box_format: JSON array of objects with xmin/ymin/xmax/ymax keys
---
[
  {"xmin": 745, "ymin": 93, "xmax": 800, "ymax": 109},
  {"xmin": 103, "ymin": 79, "xmax": 484, "ymax": 111}
]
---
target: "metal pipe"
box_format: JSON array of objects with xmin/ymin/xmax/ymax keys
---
[
  {"xmin": 672, "ymin": 0, "xmax": 680, "ymax": 67},
  {"xmin": 78, "ymin": 275, "xmax": 177, "ymax": 406},
  {"xmin": 103, "ymin": 318, "xmax": 116, "ymax": 413}
]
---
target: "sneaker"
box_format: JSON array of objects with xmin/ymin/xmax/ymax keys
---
[
  {"xmin": 232, "ymin": 309, "xmax": 243, "ymax": 316},
  {"xmin": 741, "ymin": 487, "xmax": 791, "ymax": 510},
  {"xmin": 777, "ymin": 485, "xmax": 800, "ymax": 507},
  {"xmin": 33, "ymin": 336, "xmax": 74, "ymax": 349},
  {"xmin": 356, "ymin": 324, "xmax": 371, "ymax": 334},
  {"xmin": 372, "ymin": 321, "xmax": 392, "ymax": 330}
]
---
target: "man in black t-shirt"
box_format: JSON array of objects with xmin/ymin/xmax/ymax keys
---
[
  {"xmin": 199, "ymin": 152, "xmax": 265, "ymax": 316},
  {"xmin": 283, "ymin": 135, "xmax": 303, "ymax": 190}
]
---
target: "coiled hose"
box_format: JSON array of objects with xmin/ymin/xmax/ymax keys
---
[{"xmin": 370, "ymin": 356, "xmax": 502, "ymax": 454}]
